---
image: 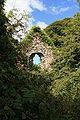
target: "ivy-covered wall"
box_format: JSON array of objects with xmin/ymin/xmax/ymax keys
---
[{"xmin": 21, "ymin": 26, "xmax": 54, "ymax": 70}]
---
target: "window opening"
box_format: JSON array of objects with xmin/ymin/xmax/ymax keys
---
[{"xmin": 33, "ymin": 54, "xmax": 40, "ymax": 65}]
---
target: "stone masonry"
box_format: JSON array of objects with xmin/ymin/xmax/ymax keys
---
[{"xmin": 25, "ymin": 32, "xmax": 54, "ymax": 70}]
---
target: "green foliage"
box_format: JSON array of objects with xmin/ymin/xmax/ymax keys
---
[
  {"xmin": 45, "ymin": 13, "xmax": 80, "ymax": 47},
  {"xmin": 45, "ymin": 13, "xmax": 80, "ymax": 120},
  {"xmin": 7, "ymin": 8, "xmax": 30, "ymax": 42},
  {"xmin": 0, "ymin": 61, "xmax": 54, "ymax": 120},
  {"xmin": 23, "ymin": 26, "xmax": 54, "ymax": 47},
  {"xmin": 0, "ymin": 0, "xmax": 13, "ymax": 59},
  {"xmin": 0, "ymin": 1, "xmax": 80, "ymax": 119}
]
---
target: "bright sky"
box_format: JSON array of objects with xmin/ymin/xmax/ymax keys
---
[
  {"xmin": 33, "ymin": 54, "xmax": 40, "ymax": 65},
  {"xmin": 5, "ymin": 0, "xmax": 79, "ymax": 29}
]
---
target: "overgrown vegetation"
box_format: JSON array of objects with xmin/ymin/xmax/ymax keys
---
[
  {"xmin": 23, "ymin": 26, "xmax": 54, "ymax": 46},
  {"xmin": 45, "ymin": 12, "xmax": 80, "ymax": 120},
  {"xmin": 7, "ymin": 8, "xmax": 30, "ymax": 42},
  {"xmin": 0, "ymin": 0, "xmax": 80, "ymax": 119}
]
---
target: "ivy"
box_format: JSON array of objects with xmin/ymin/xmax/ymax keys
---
[
  {"xmin": 0, "ymin": 1, "xmax": 80, "ymax": 119},
  {"xmin": 22, "ymin": 26, "xmax": 54, "ymax": 47}
]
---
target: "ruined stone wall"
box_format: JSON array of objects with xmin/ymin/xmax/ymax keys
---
[{"xmin": 25, "ymin": 32, "xmax": 54, "ymax": 70}]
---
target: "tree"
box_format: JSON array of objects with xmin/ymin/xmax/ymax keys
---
[
  {"xmin": 0, "ymin": 0, "xmax": 12, "ymax": 59},
  {"xmin": 7, "ymin": 9, "xmax": 30, "ymax": 42}
]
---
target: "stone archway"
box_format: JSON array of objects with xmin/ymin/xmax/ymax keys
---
[
  {"xmin": 29, "ymin": 52, "xmax": 44, "ymax": 67},
  {"xmin": 23, "ymin": 29, "xmax": 54, "ymax": 70},
  {"xmin": 26, "ymin": 35, "xmax": 54, "ymax": 70}
]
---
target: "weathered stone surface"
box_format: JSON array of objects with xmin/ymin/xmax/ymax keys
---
[{"xmin": 24, "ymin": 32, "xmax": 54, "ymax": 70}]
